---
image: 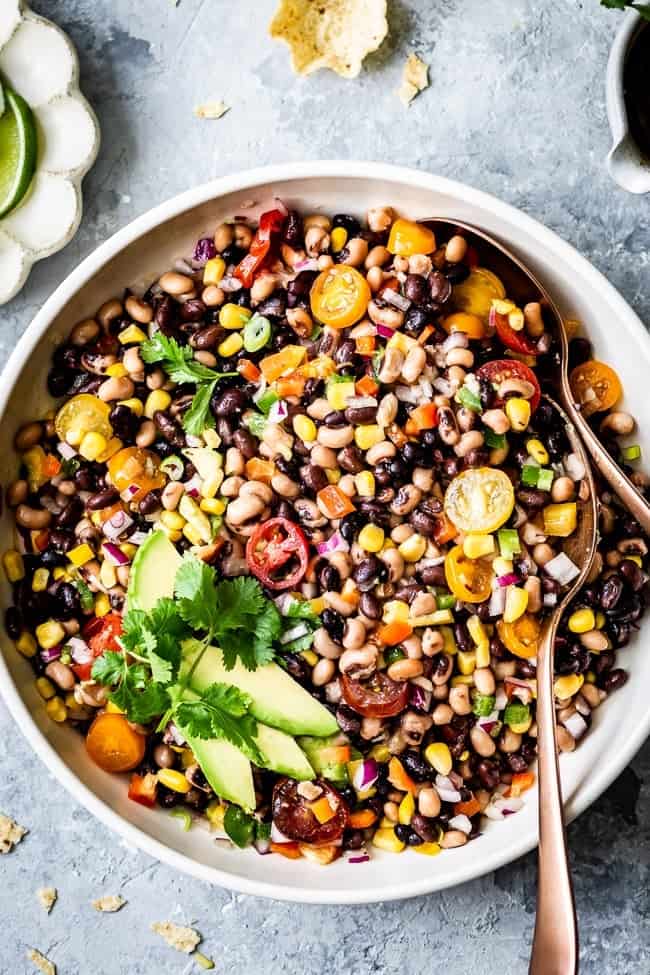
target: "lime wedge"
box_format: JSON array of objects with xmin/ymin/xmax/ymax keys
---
[{"xmin": 0, "ymin": 81, "xmax": 37, "ymax": 219}]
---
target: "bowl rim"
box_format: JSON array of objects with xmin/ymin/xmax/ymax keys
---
[{"xmin": 1, "ymin": 160, "xmax": 649, "ymax": 904}]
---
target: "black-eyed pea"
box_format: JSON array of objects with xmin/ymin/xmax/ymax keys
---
[
  {"xmin": 240, "ymin": 480, "xmax": 273, "ymax": 504},
  {"xmin": 390, "ymin": 522, "xmax": 414, "ymax": 544},
  {"xmin": 303, "ymin": 213, "xmax": 331, "ymax": 232},
  {"xmin": 225, "ymin": 491, "xmax": 265, "ymax": 526},
  {"xmin": 311, "ymin": 444, "xmax": 338, "ymax": 469},
  {"xmin": 440, "ymin": 830, "xmax": 468, "ymax": 849},
  {"xmin": 366, "ymin": 440, "xmax": 396, "ymax": 465},
  {"xmin": 312, "ymin": 658, "xmax": 336, "ymax": 686},
  {"xmin": 337, "ymin": 474, "xmax": 356, "ymax": 497},
  {"xmin": 449, "ymin": 684, "xmax": 472, "ymax": 715},
  {"xmin": 6, "ymin": 480, "xmax": 28, "ymax": 507},
  {"xmin": 159, "ymin": 271, "xmax": 194, "ymax": 296},
  {"xmin": 579, "ymin": 629, "xmax": 609, "ymax": 652},
  {"xmin": 305, "ymin": 226, "xmax": 330, "ymax": 256},
  {"xmin": 123, "ymin": 346, "xmax": 144, "ymax": 376},
  {"xmin": 580, "ymin": 682, "xmax": 605, "ymax": 708},
  {"xmin": 600, "ymin": 411, "xmax": 635, "ymax": 436},
  {"xmin": 499, "ymin": 728, "xmax": 522, "ymax": 753},
  {"xmin": 378, "ymin": 346, "xmax": 405, "ymax": 384},
  {"xmin": 135, "ymin": 419, "xmax": 157, "ymax": 448},
  {"xmin": 551, "ymin": 476, "xmax": 575, "ymax": 503},
  {"xmin": 445, "ymin": 235, "xmax": 468, "ymax": 263},
  {"xmin": 408, "ymin": 254, "xmax": 432, "ymax": 276},
  {"xmin": 202, "ymin": 285, "xmax": 225, "ymax": 307},
  {"xmin": 14, "ymin": 422, "xmax": 43, "ymax": 451},
  {"xmin": 417, "ymin": 787, "xmax": 441, "ymax": 819},
  {"xmin": 324, "ymin": 590, "xmax": 355, "ymax": 617},
  {"xmin": 454, "ymin": 430, "xmax": 484, "ymax": 458},
  {"xmin": 146, "ymin": 368, "xmax": 166, "ymax": 390},
  {"xmin": 360, "ymin": 716, "xmax": 383, "ymax": 740},
  {"xmin": 401, "ymin": 634, "xmax": 423, "ymax": 659},
  {"xmin": 342, "ymin": 238, "xmax": 369, "ymax": 267},
  {"xmin": 125, "ymin": 295, "xmax": 154, "ymax": 324},
  {"xmin": 161, "ymin": 481, "xmax": 184, "ymax": 511},
  {"xmin": 368, "ymin": 300, "xmax": 403, "ymax": 330},
  {"xmin": 524, "ymin": 576, "xmax": 542, "ymax": 613},
  {"xmin": 214, "ymin": 222, "xmax": 234, "ymax": 252},
  {"xmin": 329, "ymin": 550, "xmax": 353, "ymax": 580},
  {"xmin": 365, "ymin": 245, "xmax": 391, "ymax": 269},
  {"xmin": 97, "ymin": 299, "xmax": 123, "ymax": 330},
  {"xmin": 225, "ymin": 447, "xmax": 245, "ymax": 476},
  {"xmin": 422, "ymin": 628, "xmax": 444, "ymax": 657},
  {"xmin": 470, "ymin": 725, "xmax": 497, "ymax": 757},
  {"xmin": 307, "ymin": 397, "xmax": 333, "ymax": 421},
  {"xmin": 250, "ymin": 272, "xmax": 278, "ymax": 303},
  {"xmin": 556, "ymin": 726, "xmax": 576, "ymax": 753},
  {"xmin": 387, "ymin": 658, "xmax": 423, "ymax": 681},
  {"xmin": 494, "ymin": 660, "xmax": 517, "ymax": 679},
  {"xmin": 342, "ymin": 617, "xmax": 366, "ymax": 650},
  {"xmin": 234, "ymin": 223, "xmax": 253, "ymax": 249},
  {"xmin": 473, "ymin": 667, "xmax": 496, "ymax": 696},
  {"xmin": 432, "ymin": 702, "xmax": 454, "ymax": 725},
  {"xmin": 45, "ymin": 660, "xmax": 75, "ymax": 691},
  {"xmin": 366, "ymin": 266, "xmax": 386, "ymax": 292},
  {"xmin": 412, "ymin": 467, "xmax": 434, "ymax": 492},
  {"xmin": 367, "ymin": 206, "xmax": 394, "ymax": 233},
  {"xmin": 532, "ymin": 542, "xmax": 554, "ymax": 566},
  {"xmin": 70, "ymin": 318, "xmax": 100, "ymax": 345},
  {"xmin": 401, "ymin": 345, "xmax": 427, "ymax": 384},
  {"xmin": 456, "ymin": 407, "xmax": 477, "ymax": 433},
  {"xmin": 482, "ymin": 409, "xmax": 510, "ymax": 435},
  {"xmin": 221, "ymin": 476, "xmax": 244, "ymax": 498},
  {"xmin": 446, "ymin": 347, "xmax": 474, "ymax": 369},
  {"xmin": 317, "ymin": 425, "xmax": 354, "ymax": 449},
  {"xmin": 16, "ymin": 505, "xmax": 51, "ymax": 529},
  {"xmin": 271, "ymin": 472, "xmax": 300, "ymax": 499},
  {"xmin": 98, "ymin": 376, "xmax": 135, "ymax": 402},
  {"xmin": 338, "ymin": 644, "xmax": 378, "ymax": 677},
  {"xmin": 523, "ymin": 301, "xmax": 545, "ymax": 337}
]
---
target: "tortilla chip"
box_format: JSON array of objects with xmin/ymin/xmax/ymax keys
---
[
  {"xmin": 397, "ymin": 53, "xmax": 429, "ymax": 106},
  {"xmin": 270, "ymin": 0, "xmax": 388, "ymax": 78},
  {"xmin": 193, "ymin": 100, "xmax": 229, "ymax": 120}
]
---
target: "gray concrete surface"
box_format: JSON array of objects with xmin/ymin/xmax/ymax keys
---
[{"xmin": 1, "ymin": 1, "xmax": 649, "ymax": 972}]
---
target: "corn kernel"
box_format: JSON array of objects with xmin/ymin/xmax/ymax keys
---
[
  {"xmin": 32, "ymin": 568, "xmax": 50, "ymax": 592},
  {"xmin": 543, "ymin": 502, "xmax": 577, "ymax": 538},
  {"xmin": 503, "ymin": 586, "xmax": 529, "ymax": 623},
  {"xmin": 372, "ymin": 827, "xmax": 405, "ymax": 853},
  {"xmin": 493, "ymin": 299, "xmax": 516, "ymax": 316},
  {"xmin": 219, "ymin": 303, "xmax": 252, "ymax": 330},
  {"xmin": 16, "ymin": 631, "xmax": 37, "ymax": 658},
  {"xmin": 457, "ymin": 649, "xmax": 476, "ymax": 675},
  {"xmin": 424, "ymin": 742, "xmax": 453, "ymax": 776},
  {"xmin": 200, "ymin": 473, "xmax": 224, "ymax": 499},
  {"xmin": 585, "ymin": 670, "xmax": 596, "ymax": 684},
  {"xmin": 595, "ymin": 611, "xmax": 606, "ymax": 629},
  {"xmin": 36, "ymin": 676, "xmax": 56, "ymax": 700},
  {"xmin": 467, "ymin": 615, "xmax": 487, "ymax": 647},
  {"xmin": 508, "ymin": 307, "xmax": 525, "ymax": 331},
  {"xmin": 79, "ymin": 431, "xmax": 108, "ymax": 461},
  {"xmin": 182, "ymin": 522, "xmax": 203, "ymax": 546},
  {"xmin": 65, "ymin": 428, "xmax": 84, "ymax": 447},
  {"xmin": 451, "ymin": 674, "xmax": 474, "ymax": 686},
  {"xmin": 292, "ymin": 414, "xmax": 317, "ymax": 443},
  {"xmin": 179, "ymin": 494, "xmax": 213, "ymax": 543},
  {"xmin": 413, "ymin": 842, "xmax": 442, "ymax": 857},
  {"xmin": 200, "ymin": 497, "xmax": 226, "ymax": 515},
  {"xmin": 368, "ymin": 743, "xmax": 391, "ymax": 764},
  {"xmin": 330, "ymin": 227, "xmax": 348, "ymax": 253},
  {"xmin": 144, "ymin": 389, "xmax": 172, "ymax": 419},
  {"xmin": 160, "ymin": 526, "xmax": 182, "ymax": 543},
  {"xmin": 203, "ymin": 256, "xmax": 226, "ymax": 286},
  {"xmin": 568, "ymin": 608, "xmax": 595, "ymax": 633},
  {"xmin": 475, "ymin": 641, "xmax": 491, "ymax": 669},
  {"xmin": 159, "ymin": 510, "xmax": 185, "ymax": 532},
  {"xmin": 358, "ymin": 523, "xmax": 385, "ymax": 553},
  {"xmin": 179, "ymin": 747, "xmax": 196, "ymax": 769},
  {"xmin": 301, "ymin": 649, "xmax": 318, "ymax": 667},
  {"xmin": 217, "ymin": 332, "xmax": 243, "ymax": 357},
  {"xmin": 626, "ymin": 554, "xmax": 643, "ymax": 567},
  {"xmin": 326, "ymin": 379, "xmax": 355, "ymax": 411},
  {"xmin": 100, "ymin": 559, "xmax": 117, "ymax": 589},
  {"xmin": 2, "ymin": 550, "xmax": 24, "ymax": 582},
  {"xmin": 206, "ymin": 800, "xmax": 226, "ymax": 829},
  {"xmin": 68, "ymin": 543, "xmax": 94, "ymax": 568},
  {"xmin": 45, "ymin": 696, "xmax": 68, "ymax": 723},
  {"xmin": 118, "ymin": 397, "xmax": 144, "ymax": 417},
  {"xmin": 355, "ymin": 471, "xmax": 375, "ymax": 498},
  {"xmin": 553, "ymin": 674, "xmax": 584, "ymax": 700},
  {"xmin": 441, "ymin": 625, "xmax": 457, "ymax": 655},
  {"xmin": 493, "ymin": 557, "xmax": 513, "ymax": 577},
  {"xmin": 36, "ymin": 620, "xmax": 65, "ymax": 650},
  {"xmin": 459, "ymin": 750, "xmax": 470, "ymax": 763},
  {"xmin": 355, "ymin": 424, "xmax": 384, "ymax": 451},
  {"xmin": 505, "ymin": 397, "xmax": 531, "ymax": 432},
  {"xmin": 94, "ymin": 593, "xmax": 111, "ymax": 617},
  {"xmin": 463, "ymin": 533, "xmax": 495, "ymax": 559},
  {"xmin": 157, "ymin": 769, "xmax": 191, "ymax": 794},
  {"xmin": 105, "ymin": 362, "xmax": 128, "ymax": 378},
  {"xmin": 120, "ymin": 543, "xmax": 138, "ymax": 560},
  {"xmin": 526, "ymin": 438, "xmax": 549, "ymax": 465},
  {"xmin": 398, "ymin": 533, "xmax": 427, "ymax": 562},
  {"xmin": 203, "ymin": 428, "xmax": 221, "ymax": 449},
  {"xmin": 510, "ymin": 717, "xmax": 533, "ymax": 734},
  {"xmin": 398, "ymin": 791, "xmax": 415, "ymax": 825},
  {"xmin": 52, "ymin": 567, "xmax": 68, "ymax": 581},
  {"xmin": 382, "ymin": 600, "xmax": 410, "ymax": 624},
  {"xmin": 117, "ymin": 323, "xmax": 147, "ymax": 345},
  {"xmin": 309, "ymin": 596, "xmax": 326, "ymax": 615},
  {"xmin": 325, "ymin": 468, "xmax": 341, "ymax": 484},
  {"xmin": 105, "ymin": 700, "xmax": 124, "ymax": 714}
]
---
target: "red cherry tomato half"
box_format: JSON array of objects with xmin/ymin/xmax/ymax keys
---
[
  {"xmin": 340, "ymin": 672, "xmax": 410, "ymax": 718},
  {"xmin": 74, "ymin": 613, "xmax": 124, "ymax": 680},
  {"xmin": 246, "ymin": 517, "xmax": 310, "ymax": 591},
  {"xmin": 272, "ymin": 778, "xmax": 349, "ymax": 845},
  {"xmin": 234, "ymin": 208, "xmax": 285, "ymax": 288},
  {"xmin": 476, "ymin": 358, "xmax": 541, "ymax": 414},
  {"xmin": 489, "ymin": 304, "xmax": 539, "ymax": 356}
]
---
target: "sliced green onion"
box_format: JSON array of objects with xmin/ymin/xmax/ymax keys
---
[
  {"xmin": 243, "ymin": 411, "xmax": 267, "ymax": 438},
  {"xmin": 536, "ymin": 468, "xmax": 554, "ymax": 492},
  {"xmin": 504, "ymin": 702, "xmax": 530, "ymax": 727},
  {"xmin": 473, "ymin": 693, "xmax": 496, "ymax": 717},
  {"xmin": 170, "ymin": 808, "xmax": 192, "ymax": 832},
  {"xmin": 484, "ymin": 429, "xmax": 506, "ymax": 449},
  {"xmin": 622, "ymin": 444, "xmax": 642, "ymax": 461},
  {"xmin": 436, "ymin": 592, "xmax": 456, "ymax": 611},
  {"xmin": 521, "ymin": 464, "xmax": 540, "ymax": 487},
  {"xmin": 384, "ymin": 646, "xmax": 406, "ymax": 666},
  {"xmin": 457, "ymin": 385, "xmax": 482, "ymax": 412},
  {"xmin": 160, "ymin": 454, "xmax": 184, "ymax": 480},
  {"xmin": 194, "ymin": 951, "xmax": 215, "ymax": 970},
  {"xmin": 243, "ymin": 313, "xmax": 272, "ymax": 353},
  {"xmin": 498, "ymin": 528, "xmax": 521, "ymax": 559},
  {"xmin": 255, "ymin": 388, "xmax": 279, "ymax": 415}
]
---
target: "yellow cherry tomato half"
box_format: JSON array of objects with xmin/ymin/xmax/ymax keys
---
[
  {"xmin": 54, "ymin": 393, "xmax": 112, "ymax": 445},
  {"xmin": 107, "ymin": 446, "xmax": 165, "ymax": 502},
  {"xmin": 496, "ymin": 614, "xmax": 541, "ymax": 659},
  {"xmin": 387, "ymin": 218, "xmax": 436, "ymax": 257},
  {"xmin": 86, "ymin": 712, "xmax": 146, "ymax": 773},
  {"xmin": 310, "ymin": 265, "xmax": 371, "ymax": 329},
  {"xmin": 444, "ymin": 545, "xmax": 494, "ymax": 603},
  {"xmin": 444, "ymin": 467, "xmax": 515, "ymax": 534},
  {"xmin": 569, "ymin": 360, "xmax": 622, "ymax": 417},
  {"xmin": 441, "ymin": 311, "xmax": 487, "ymax": 339},
  {"xmin": 452, "ymin": 267, "xmax": 506, "ymax": 321}
]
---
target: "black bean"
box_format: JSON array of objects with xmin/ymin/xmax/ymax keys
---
[
  {"xmin": 345, "ymin": 405, "xmax": 377, "ymax": 424},
  {"xmin": 403, "ymin": 306, "xmax": 430, "ymax": 335},
  {"xmin": 401, "ymin": 750, "xmax": 431, "ymax": 782},
  {"xmin": 153, "ymin": 411, "xmax": 185, "ymax": 448},
  {"xmin": 212, "ymin": 386, "xmax": 247, "ymax": 416},
  {"xmin": 5, "ymin": 606, "xmax": 22, "ymax": 640},
  {"xmin": 232, "ymin": 428, "xmax": 256, "ymax": 459},
  {"xmin": 336, "ymin": 705, "xmax": 361, "ymax": 735},
  {"xmin": 321, "ymin": 608, "xmax": 345, "ymax": 643},
  {"xmin": 338, "ymin": 445, "xmax": 364, "ymax": 474},
  {"xmin": 454, "ymin": 621, "xmax": 472, "ymax": 652},
  {"xmin": 409, "ymin": 813, "xmax": 438, "ymax": 842},
  {"xmin": 353, "ymin": 556, "xmax": 385, "ymax": 590},
  {"xmin": 287, "ymin": 269, "xmax": 319, "ymax": 297},
  {"xmin": 192, "ymin": 324, "xmax": 221, "ymax": 350},
  {"xmin": 603, "ymin": 668, "xmax": 628, "ymax": 693},
  {"xmin": 284, "ymin": 653, "xmax": 310, "ymax": 686},
  {"xmin": 55, "ymin": 496, "xmax": 83, "ymax": 529},
  {"xmin": 49, "ymin": 530, "xmax": 75, "ymax": 552},
  {"xmin": 108, "ymin": 404, "xmax": 138, "ymax": 441},
  {"xmin": 87, "ymin": 487, "xmax": 119, "ymax": 511},
  {"xmin": 55, "ymin": 582, "xmax": 81, "ymax": 618},
  {"xmin": 318, "ymin": 562, "xmax": 341, "ymax": 592},
  {"xmin": 334, "ymin": 339, "xmax": 356, "ymax": 367},
  {"xmin": 359, "ymin": 591, "xmax": 381, "ymax": 620},
  {"xmin": 404, "ymin": 274, "xmax": 428, "ymax": 304},
  {"xmin": 619, "ymin": 559, "xmax": 648, "ymax": 592},
  {"xmin": 256, "ymin": 292, "xmax": 286, "ymax": 318},
  {"xmin": 339, "ymin": 512, "xmax": 364, "ymax": 544},
  {"xmin": 275, "ymin": 500, "xmax": 295, "ymax": 520},
  {"xmin": 568, "ymin": 337, "xmax": 592, "ymax": 371},
  {"xmin": 343, "ymin": 829, "xmax": 365, "ymax": 851},
  {"xmin": 282, "ymin": 210, "xmax": 303, "ymax": 247},
  {"xmin": 444, "ymin": 262, "xmax": 470, "ymax": 284},
  {"xmin": 47, "ymin": 369, "xmax": 73, "ymax": 397},
  {"xmin": 593, "ymin": 650, "xmax": 615, "ymax": 676},
  {"xmin": 507, "ymin": 752, "xmax": 530, "ymax": 774},
  {"xmin": 607, "ymin": 593, "xmax": 644, "ymax": 624},
  {"xmin": 599, "ymin": 575, "xmax": 624, "ymax": 610},
  {"xmin": 409, "ymin": 506, "xmax": 438, "ymax": 537},
  {"xmin": 139, "ymin": 490, "xmax": 161, "ymax": 515},
  {"xmin": 428, "ymin": 270, "xmax": 452, "ymax": 303},
  {"xmin": 157, "ymin": 785, "xmax": 180, "ymax": 808},
  {"xmin": 323, "ymin": 410, "xmax": 347, "ymax": 428},
  {"xmin": 300, "ymin": 463, "xmax": 328, "ymax": 494},
  {"xmin": 477, "ymin": 758, "xmax": 500, "ymax": 790},
  {"xmin": 332, "ymin": 213, "xmax": 361, "ymax": 238},
  {"xmin": 517, "ymin": 488, "xmax": 547, "ymax": 509},
  {"xmin": 180, "ymin": 299, "xmax": 206, "ymax": 322},
  {"xmin": 463, "ymin": 448, "xmax": 490, "ymax": 469},
  {"xmin": 74, "ymin": 467, "xmax": 97, "ymax": 492}
]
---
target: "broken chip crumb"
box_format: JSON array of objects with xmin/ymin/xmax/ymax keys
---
[
  {"xmin": 194, "ymin": 951, "xmax": 215, "ymax": 970},
  {"xmin": 151, "ymin": 920, "xmax": 201, "ymax": 954},
  {"xmin": 92, "ymin": 894, "xmax": 126, "ymax": 913},
  {"xmin": 27, "ymin": 948, "xmax": 56, "ymax": 975},
  {"xmin": 36, "ymin": 887, "xmax": 57, "ymax": 913},
  {"xmin": 270, "ymin": 0, "xmax": 388, "ymax": 78},
  {"xmin": 0, "ymin": 813, "xmax": 27, "ymax": 854},
  {"xmin": 193, "ymin": 100, "xmax": 229, "ymax": 120},
  {"xmin": 397, "ymin": 53, "xmax": 430, "ymax": 106}
]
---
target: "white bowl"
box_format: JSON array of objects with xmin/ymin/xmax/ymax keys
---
[{"xmin": 1, "ymin": 162, "xmax": 649, "ymax": 904}]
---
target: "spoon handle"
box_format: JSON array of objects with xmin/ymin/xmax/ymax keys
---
[{"xmin": 529, "ymin": 618, "xmax": 579, "ymax": 975}]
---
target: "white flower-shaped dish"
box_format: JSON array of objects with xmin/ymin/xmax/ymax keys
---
[{"xmin": 0, "ymin": 1, "xmax": 99, "ymax": 304}]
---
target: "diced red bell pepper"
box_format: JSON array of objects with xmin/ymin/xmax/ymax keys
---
[
  {"xmin": 128, "ymin": 772, "xmax": 158, "ymax": 807},
  {"xmin": 405, "ymin": 403, "xmax": 438, "ymax": 436},
  {"xmin": 234, "ymin": 208, "xmax": 286, "ymax": 287}
]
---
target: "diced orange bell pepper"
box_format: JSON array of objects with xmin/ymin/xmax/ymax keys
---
[
  {"xmin": 271, "ymin": 841, "xmax": 302, "ymax": 859},
  {"xmin": 388, "ymin": 756, "xmax": 417, "ymax": 794},
  {"xmin": 508, "ymin": 771, "xmax": 535, "ymax": 798},
  {"xmin": 355, "ymin": 335, "xmax": 376, "ymax": 356},
  {"xmin": 275, "ymin": 374, "xmax": 306, "ymax": 398},
  {"xmin": 454, "ymin": 795, "xmax": 481, "ymax": 818},
  {"xmin": 417, "ymin": 325, "xmax": 435, "ymax": 345},
  {"xmin": 378, "ymin": 275, "xmax": 401, "ymax": 295},
  {"xmin": 356, "ymin": 375, "xmax": 379, "ymax": 398},
  {"xmin": 245, "ymin": 457, "xmax": 276, "ymax": 483},
  {"xmin": 320, "ymin": 745, "xmax": 350, "ymax": 765},
  {"xmin": 296, "ymin": 355, "xmax": 336, "ymax": 380},
  {"xmin": 32, "ymin": 530, "xmax": 50, "ymax": 553},
  {"xmin": 97, "ymin": 502, "xmax": 124, "ymax": 524},
  {"xmin": 42, "ymin": 454, "xmax": 61, "ymax": 478},
  {"xmin": 316, "ymin": 485, "xmax": 356, "ymax": 519},
  {"xmin": 404, "ymin": 403, "xmax": 439, "ymax": 436},
  {"xmin": 349, "ymin": 808, "xmax": 378, "ymax": 829},
  {"xmin": 309, "ymin": 797, "xmax": 337, "ymax": 824},
  {"xmin": 237, "ymin": 358, "xmax": 261, "ymax": 383},
  {"xmin": 432, "ymin": 512, "xmax": 458, "ymax": 545},
  {"xmin": 377, "ymin": 620, "xmax": 413, "ymax": 645},
  {"xmin": 260, "ymin": 345, "xmax": 306, "ymax": 383}
]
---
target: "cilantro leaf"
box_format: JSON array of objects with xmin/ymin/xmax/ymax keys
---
[
  {"xmin": 182, "ymin": 379, "xmax": 219, "ymax": 437},
  {"xmin": 91, "ymin": 650, "xmax": 124, "ymax": 685},
  {"xmin": 175, "ymin": 683, "xmax": 264, "ymax": 765},
  {"xmin": 174, "ymin": 555, "xmax": 219, "ymax": 633},
  {"xmin": 215, "ymin": 578, "xmax": 280, "ymax": 671},
  {"xmin": 284, "ymin": 599, "xmax": 319, "ymax": 621},
  {"xmin": 113, "ymin": 679, "xmax": 171, "ymax": 725},
  {"xmin": 121, "ymin": 598, "xmax": 187, "ymax": 686},
  {"xmin": 600, "ymin": 0, "xmax": 650, "ymax": 15},
  {"xmin": 214, "ymin": 576, "xmax": 266, "ymax": 624}
]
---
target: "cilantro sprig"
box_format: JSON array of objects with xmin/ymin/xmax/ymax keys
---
[
  {"xmin": 601, "ymin": 0, "xmax": 650, "ymax": 18},
  {"xmin": 141, "ymin": 333, "xmax": 236, "ymax": 436}
]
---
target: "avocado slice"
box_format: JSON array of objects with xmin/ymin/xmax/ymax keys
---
[
  {"xmin": 178, "ymin": 725, "xmax": 256, "ymax": 811},
  {"xmin": 126, "ymin": 530, "xmax": 182, "ymax": 612},
  {"xmin": 183, "ymin": 644, "xmax": 339, "ymax": 738},
  {"xmin": 298, "ymin": 735, "xmax": 350, "ymax": 785},
  {"xmin": 256, "ymin": 723, "xmax": 314, "ymax": 780}
]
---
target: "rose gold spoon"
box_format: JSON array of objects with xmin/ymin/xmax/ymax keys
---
[
  {"xmin": 527, "ymin": 395, "xmax": 598, "ymax": 975},
  {"xmin": 424, "ymin": 218, "xmax": 650, "ymax": 535}
]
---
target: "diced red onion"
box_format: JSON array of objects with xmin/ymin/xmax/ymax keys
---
[
  {"xmin": 497, "ymin": 572, "xmax": 519, "ymax": 588},
  {"xmin": 102, "ymin": 542, "xmax": 129, "ymax": 566},
  {"xmin": 348, "ymin": 854, "xmax": 370, "ymax": 864},
  {"xmin": 449, "ymin": 814, "xmax": 473, "ymax": 835},
  {"xmin": 271, "ymin": 822, "xmax": 292, "ymax": 844},
  {"xmin": 183, "ymin": 474, "xmax": 202, "ymax": 498},
  {"xmin": 268, "ymin": 400, "xmax": 289, "ymax": 424},
  {"xmin": 279, "ymin": 622, "xmax": 310, "ymax": 645},
  {"xmin": 477, "ymin": 712, "xmax": 500, "ymax": 734},
  {"xmin": 504, "ymin": 677, "xmax": 533, "ymax": 705},
  {"xmin": 352, "ymin": 758, "xmax": 378, "ymax": 791},
  {"xmin": 395, "ymin": 385, "xmax": 420, "ymax": 403},
  {"xmin": 419, "ymin": 555, "xmax": 446, "ymax": 568},
  {"xmin": 294, "ymin": 257, "xmax": 320, "ymax": 272},
  {"xmin": 488, "ymin": 587, "xmax": 507, "ymax": 617},
  {"xmin": 103, "ymin": 510, "xmax": 134, "ymax": 541},
  {"xmin": 273, "ymin": 593, "xmax": 294, "ymax": 615},
  {"xmin": 57, "ymin": 441, "xmax": 77, "ymax": 459},
  {"xmin": 494, "ymin": 687, "xmax": 508, "ymax": 711},
  {"xmin": 435, "ymin": 775, "xmax": 462, "ymax": 804},
  {"xmin": 376, "ymin": 323, "xmax": 395, "ymax": 340},
  {"xmin": 564, "ymin": 452, "xmax": 586, "ymax": 481},
  {"xmin": 442, "ymin": 331, "xmax": 469, "ymax": 352},
  {"xmin": 484, "ymin": 796, "xmax": 525, "ymax": 820},
  {"xmin": 40, "ymin": 646, "xmax": 62, "ymax": 663},
  {"xmin": 433, "ymin": 377, "xmax": 455, "ymax": 397},
  {"xmin": 129, "ymin": 531, "xmax": 149, "ymax": 545},
  {"xmin": 382, "ymin": 288, "xmax": 411, "ymax": 312},
  {"xmin": 185, "ymin": 434, "xmax": 203, "ymax": 448},
  {"xmin": 543, "ymin": 592, "xmax": 558, "ymax": 607},
  {"xmin": 67, "ymin": 637, "xmax": 92, "ymax": 664},
  {"xmin": 544, "ymin": 552, "xmax": 580, "ymax": 586},
  {"xmin": 163, "ymin": 722, "xmax": 187, "ymax": 746},
  {"xmin": 254, "ymin": 836, "xmax": 272, "ymax": 855},
  {"xmin": 316, "ymin": 531, "xmax": 349, "ymax": 556},
  {"xmin": 562, "ymin": 711, "xmax": 588, "ymax": 740},
  {"xmin": 408, "ymin": 683, "xmax": 432, "ymax": 713},
  {"xmin": 220, "ymin": 275, "xmax": 243, "ymax": 293}
]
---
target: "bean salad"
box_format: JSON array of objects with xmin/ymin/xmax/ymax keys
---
[{"xmin": 4, "ymin": 203, "xmax": 648, "ymax": 864}]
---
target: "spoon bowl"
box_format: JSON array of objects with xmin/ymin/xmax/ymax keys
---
[{"xmin": 424, "ymin": 217, "xmax": 650, "ymax": 535}]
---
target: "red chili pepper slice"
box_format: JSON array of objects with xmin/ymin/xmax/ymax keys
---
[
  {"xmin": 489, "ymin": 305, "xmax": 539, "ymax": 356},
  {"xmin": 234, "ymin": 208, "xmax": 286, "ymax": 288},
  {"xmin": 476, "ymin": 358, "xmax": 541, "ymax": 414},
  {"xmin": 245, "ymin": 517, "xmax": 310, "ymax": 590}
]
